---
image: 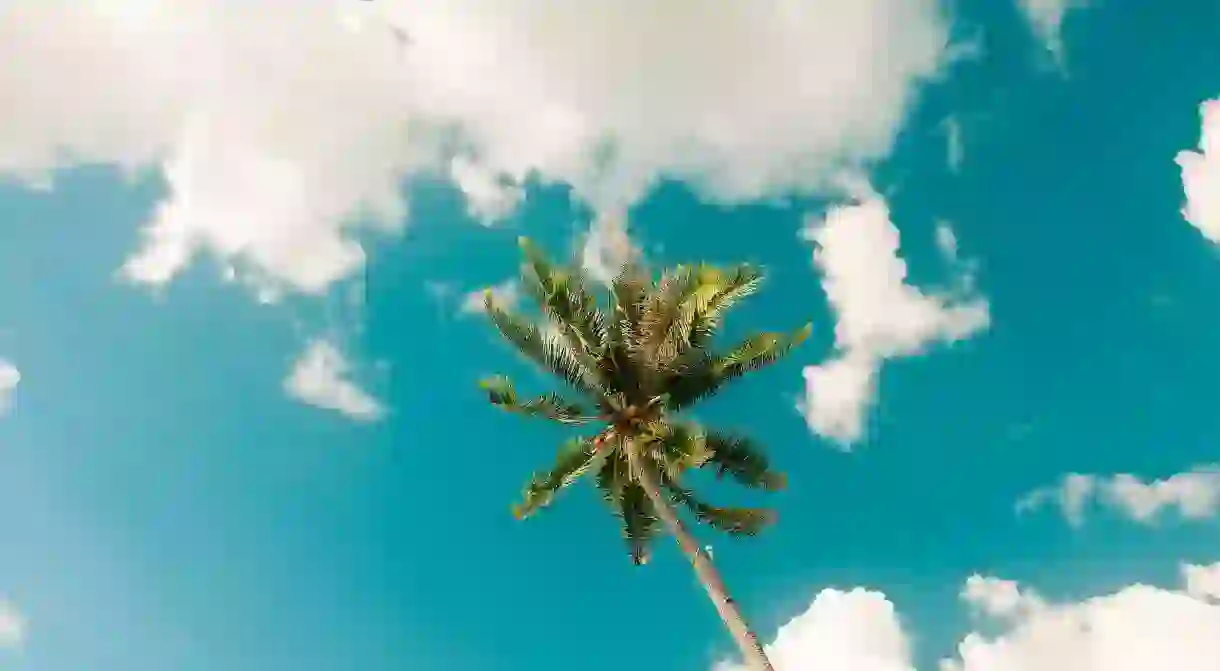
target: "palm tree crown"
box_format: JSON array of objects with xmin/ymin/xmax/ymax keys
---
[{"xmin": 481, "ymin": 237, "xmax": 811, "ymax": 565}]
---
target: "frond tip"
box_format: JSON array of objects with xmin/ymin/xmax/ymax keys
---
[
  {"xmin": 513, "ymin": 437, "xmax": 600, "ymax": 519},
  {"xmin": 665, "ymin": 483, "xmax": 777, "ymax": 536},
  {"xmin": 479, "ymin": 375, "xmax": 594, "ymax": 425}
]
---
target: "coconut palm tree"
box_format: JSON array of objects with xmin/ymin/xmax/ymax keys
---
[{"xmin": 479, "ymin": 237, "xmax": 811, "ymax": 671}]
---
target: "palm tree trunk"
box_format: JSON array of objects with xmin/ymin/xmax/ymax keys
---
[{"xmin": 627, "ymin": 447, "xmax": 776, "ymax": 671}]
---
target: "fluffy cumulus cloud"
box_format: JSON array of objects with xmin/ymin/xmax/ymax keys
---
[
  {"xmin": 0, "ymin": 0, "xmax": 952, "ymax": 298},
  {"xmin": 0, "ymin": 598, "xmax": 24, "ymax": 650},
  {"xmin": 0, "ymin": 359, "xmax": 19, "ymax": 415},
  {"xmin": 1176, "ymin": 99, "xmax": 1220, "ymax": 244},
  {"xmin": 283, "ymin": 339, "xmax": 384, "ymax": 421},
  {"xmin": 798, "ymin": 192, "xmax": 989, "ymax": 445},
  {"xmin": 1015, "ymin": 0, "xmax": 1090, "ymax": 64},
  {"xmin": 714, "ymin": 588, "xmax": 914, "ymax": 671},
  {"xmin": 946, "ymin": 571, "xmax": 1220, "ymax": 671},
  {"xmin": 1017, "ymin": 465, "xmax": 1220, "ymax": 526},
  {"xmin": 715, "ymin": 567, "xmax": 1220, "ymax": 670}
]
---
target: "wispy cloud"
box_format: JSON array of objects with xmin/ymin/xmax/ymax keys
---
[
  {"xmin": 284, "ymin": 340, "xmax": 385, "ymax": 422},
  {"xmin": 798, "ymin": 190, "xmax": 989, "ymax": 446},
  {"xmin": 1017, "ymin": 465, "xmax": 1220, "ymax": 525},
  {"xmin": 1015, "ymin": 0, "xmax": 1091, "ymax": 67},
  {"xmin": 581, "ymin": 212, "xmax": 640, "ymax": 284}
]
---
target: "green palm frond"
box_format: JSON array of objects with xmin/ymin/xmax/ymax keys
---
[
  {"xmin": 479, "ymin": 375, "xmax": 596, "ymax": 425},
  {"xmin": 484, "ymin": 292, "xmax": 604, "ymax": 398},
  {"xmin": 512, "ymin": 437, "xmax": 601, "ymax": 520},
  {"xmin": 705, "ymin": 432, "xmax": 786, "ymax": 491},
  {"xmin": 594, "ymin": 449, "xmax": 631, "ymax": 507},
  {"xmin": 633, "ymin": 264, "xmax": 703, "ymax": 368},
  {"xmin": 666, "ymin": 322, "xmax": 813, "ymax": 411},
  {"xmin": 686, "ymin": 264, "xmax": 764, "ymax": 349},
  {"xmin": 664, "ymin": 483, "xmax": 776, "ymax": 536},
  {"xmin": 518, "ymin": 237, "xmax": 607, "ymax": 359},
  {"xmin": 643, "ymin": 421, "xmax": 713, "ymax": 481},
  {"xmin": 619, "ymin": 481, "xmax": 661, "ymax": 565},
  {"xmin": 603, "ymin": 262, "xmax": 651, "ymax": 397}
]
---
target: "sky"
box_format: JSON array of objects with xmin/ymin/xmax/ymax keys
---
[{"xmin": 1, "ymin": 0, "xmax": 1219, "ymax": 669}]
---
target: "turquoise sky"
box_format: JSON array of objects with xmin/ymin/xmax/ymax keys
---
[{"xmin": 2, "ymin": 2, "xmax": 1220, "ymax": 670}]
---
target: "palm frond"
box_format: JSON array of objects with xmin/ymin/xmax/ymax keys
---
[
  {"xmin": 518, "ymin": 237, "xmax": 608, "ymax": 359},
  {"xmin": 705, "ymin": 432, "xmax": 786, "ymax": 491},
  {"xmin": 642, "ymin": 421, "xmax": 713, "ymax": 481},
  {"xmin": 633, "ymin": 264, "xmax": 702, "ymax": 368},
  {"xmin": 484, "ymin": 292, "xmax": 604, "ymax": 399},
  {"xmin": 619, "ymin": 481, "xmax": 661, "ymax": 565},
  {"xmin": 512, "ymin": 437, "xmax": 600, "ymax": 520},
  {"xmin": 664, "ymin": 482, "xmax": 776, "ymax": 536},
  {"xmin": 665, "ymin": 322, "xmax": 813, "ymax": 411},
  {"xmin": 479, "ymin": 375, "xmax": 596, "ymax": 425},
  {"xmin": 686, "ymin": 264, "xmax": 765, "ymax": 349},
  {"xmin": 603, "ymin": 262, "xmax": 651, "ymax": 397},
  {"xmin": 594, "ymin": 449, "xmax": 631, "ymax": 507}
]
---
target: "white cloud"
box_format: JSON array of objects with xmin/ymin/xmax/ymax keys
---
[
  {"xmin": 284, "ymin": 339, "xmax": 385, "ymax": 421},
  {"xmin": 1015, "ymin": 0, "xmax": 1089, "ymax": 65},
  {"xmin": 945, "ymin": 574, "xmax": 1220, "ymax": 671},
  {"xmin": 1018, "ymin": 466, "xmax": 1220, "ymax": 525},
  {"xmin": 715, "ymin": 568, "xmax": 1220, "ymax": 671},
  {"xmin": 581, "ymin": 212, "xmax": 641, "ymax": 284},
  {"xmin": 0, "ymin": 360, "xmax": 20, "ymax": 415},
  {"xmin": 1176, "ymin": 99, "xmax": 1220, "ymax": 245},
  {"xmin": 459, "ymin": 279, "xmax": 519, "ymax": 315},
  {"xmin": 1015, "ymin": 473, "xmax": 1097, "ymax": 526},
  {"xmin": 0, "ymin": 598, "xmax": 24, "ymax": 650},
  {"xmin": 714, "ymin": 588, "xmax": 914, "ymax": 671},
  {"xmin": 1184, "ymin": 563, "xmax": 1220, "ymax": 602},
  {"xmin": 2, "ymin": 0, "xmax": 953, "ymax": 297},
  {"xmin": 449, "ymin": 156, "xmax": 523, "ymax": 225},
  {"xmin": 798, "ymin": 191, "xmax": 990, "ymax": 446},
  {"xmin": 962, "ymin": 575, "xmax": 1045, "ymax": 619}
]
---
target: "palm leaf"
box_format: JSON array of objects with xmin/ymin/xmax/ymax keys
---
[
  {"xmin": 642, "ymin": 421, "xmax": 713, "ymax": 481},
  {"xmin": 705, "ymin": 432, "xmax": 786, "ymax": 491},
  {"xmin": 512, "ymin": 437, "xmax": 600, "ymax": 519},
  {"xmin": 664, "ymin": 482, "xmax": 776, "ymax": 536},
  {"xmin": 518, "ymin": 237, "xmax": 607, "ymax": 359},
  {"xmin": 484, "ymin": 292, "xmax": 604, "ymax": 399},
  {"xmin": 686, "ymin": 264, "xmax": 764, "ymax": 349},
  {"xmin": 633, "ymin": 264, "xmax": 702, "ymax": 368},
  {"xmin": 665, "ymin": 322, "xmax": 813, "ymax": 411},
  {"xmin": 603, "ymin": 262, "xmax": 651, "ymax": 397},
  {"xmin": 619, "ymin": 481, "xmax": 661, "ymax": 565},
  {"xmin": 479, "ymin": 375, "xmax": 595, "ymax": 425}
]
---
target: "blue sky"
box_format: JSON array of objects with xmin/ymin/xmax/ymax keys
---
[{"xmin": 2, "ymin": 1, "xmax": 1220, "ymax": 670}]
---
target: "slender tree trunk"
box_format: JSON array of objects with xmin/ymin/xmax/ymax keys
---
[{"xmin": 627, "ymin": 447, "xmax": 776, "ymax": 671}]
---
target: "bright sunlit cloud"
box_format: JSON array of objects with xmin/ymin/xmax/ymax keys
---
[
  {"xmin": 798, "ymin": 191, "xmax": 989, "ymax": 446},
  {"xmin": 0, "ymin": 0, "xmax": 953, "ymax": 298}
]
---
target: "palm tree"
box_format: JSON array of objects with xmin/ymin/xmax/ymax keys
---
[{"xmin": 479, "ymin": 237, "xmax": 811, "ymax": 671}]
